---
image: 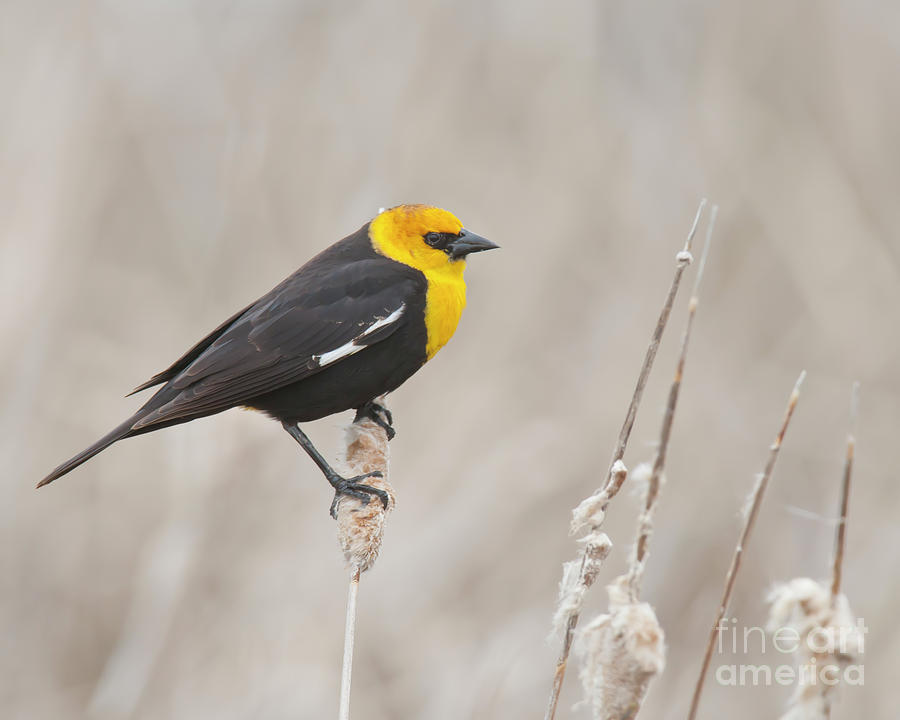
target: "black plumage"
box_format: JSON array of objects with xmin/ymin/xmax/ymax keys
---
[{"xmin": 38, "ymin": 223, "xmax": 428, "ymax": 488}]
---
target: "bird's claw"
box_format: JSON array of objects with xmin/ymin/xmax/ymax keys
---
[
  {"xmin": 354, "ymin": 401, "xmax": 396, "ymax": 440},
  {"xmin": 328, "ymin": 471, "xmax": 388, "ymax": 518}
]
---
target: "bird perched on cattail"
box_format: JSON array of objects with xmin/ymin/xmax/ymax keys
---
[{"xmin": 38, "ymin": 205, "xmax": 497, "ymax": 514}]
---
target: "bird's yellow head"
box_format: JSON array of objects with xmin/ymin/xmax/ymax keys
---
[{"xmin": 369, "ymin": 205, "xmax": 497, "ymax": 271}]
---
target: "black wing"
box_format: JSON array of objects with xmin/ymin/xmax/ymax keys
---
[{"xmin": 132, "ymin": 257, "xmax": 419, "ymax": 429}]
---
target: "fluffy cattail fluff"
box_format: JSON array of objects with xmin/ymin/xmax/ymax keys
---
[
  {"xmin": 552, "ymin": 532, "xmax": 613, "ymax": 638},
  {"xmin": 571, "ymin": 460, "xmax": 629, "ymax": 534},
  {"xmin": 553, "ymin": 461, "xmax": 626, "ymax": 639},
  {"xmin": 335, "ymin": 399, "xmax": 395, "ymax": 572},
  {"xmin": 577, "ymin": 575, "xmax": 666, "ymax": 720},
  {"xmin": 767, "ymin": 578, "xmax": 862, "ymax": 720}
]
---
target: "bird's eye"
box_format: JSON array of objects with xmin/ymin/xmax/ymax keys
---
[{"xmin": 424, "ymin": 232, "xmax": 444, "ymax": 247}]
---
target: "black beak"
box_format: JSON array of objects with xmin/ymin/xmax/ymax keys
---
[{"xmin": 447, "ymin": 229, "xmax": 500, "ymax": 260}]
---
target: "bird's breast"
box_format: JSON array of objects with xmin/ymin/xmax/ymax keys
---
[{"xmin": 422, "ymin": 262, "xmax": 467, "ymax": 361}]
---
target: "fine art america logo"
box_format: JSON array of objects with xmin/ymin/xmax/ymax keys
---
[{"xmin": 714, "ymin": 616, "xmax": 866, "ymax": 687}]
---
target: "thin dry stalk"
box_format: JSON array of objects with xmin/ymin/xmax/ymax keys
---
[
  {"xmin": 764, "ymin": 382, "xmax": 862, "ymax": 720},
  {"xmin": 606, "ymin": 199, "xmax": 706, "ymax": 487},
  {"xmin": 545, "ymin": 200, "xmax": 707, "ymax": 720},
  {"xmin": 830, "ymin": 382, "xmax": 858, "ymax": 604},
  {"xmin": 333, "ymin": 397, "xmax": 395, "ymax": 719},
  {"xmin": 339, "ymin": 566, "xmax": 361, "ymax": 720},
  {"xmin": 627, "ymin": 205, "xmax": 717, "ymax": 601},
  {"xmin": 573, "ymin": 208, "xmax": 717, "ymax": 720},
  {"xmin": 686, "ymin": 370, "xmax": 806, "ymax": 720}
]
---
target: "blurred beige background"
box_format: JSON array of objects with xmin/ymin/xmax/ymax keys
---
[{"xmin": 2, "ymin": 1, "xmax": 898, "ymax": 718}]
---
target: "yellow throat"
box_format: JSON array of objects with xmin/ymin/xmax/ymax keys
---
[{"xmin": 369, "ymin": 205, "xmax": 468, "ymax": 361}]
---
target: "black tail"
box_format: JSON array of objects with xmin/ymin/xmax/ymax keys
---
[{"xmin": 37, "ymin": 415, "xmax": 139, "ymax": 488}]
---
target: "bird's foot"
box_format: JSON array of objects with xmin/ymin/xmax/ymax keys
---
[
  {"xmin": 328, "ymin": 471, "xmax": 388, "ymax": 518},
  {"xmin": 354, "ymin": 401, "xmax": 395, "ymax": 440}
]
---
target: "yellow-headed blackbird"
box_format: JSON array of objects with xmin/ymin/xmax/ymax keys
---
[{"xmin": 38, "ymin": 205, "xmax": 497, "ymax": 514}]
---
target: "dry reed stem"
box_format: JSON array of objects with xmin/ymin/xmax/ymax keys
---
[
  {"xmin": 627, "ymin": 205, "xmax": 717, "ymax": 601},
  {"xmin": 339, "ymin": 566, "xmax": 361, "ymax": 720},
  {"xmin": 605, "ymin": 199, "xmax": 706, "ymax": 490},
  {"xmin": 545, "ymin": 200, "xmax": 707, "ymax": 720},
  {"xmin": 572, "ymin": 207, "xmax": 717, "ymax": 720},
  {"xmin": 686, "ymin": 371, "xmax": 806, "ymax": 720},
  {"xmin": 830, "ymin": 382, "xmax": 858, "ymax": 604},
  {"xmin": 763, "ymin": 382, "xmax": 862, "ymax": 720},
  {"xmin": 333, "ymin": 396, "xmax": 394, "ymax": 719}
]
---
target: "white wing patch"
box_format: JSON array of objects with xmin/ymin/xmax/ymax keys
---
[{"xmin": 312, "ymin": 304, "xmax": 406, "ymax": 367}]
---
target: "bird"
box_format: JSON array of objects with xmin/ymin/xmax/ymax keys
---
[{"xmin": 38, "ymin": 204, "xmax": 498, "ymax": 515}]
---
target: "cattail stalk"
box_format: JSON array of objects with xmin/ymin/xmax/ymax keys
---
[
  {"xmin": 545, "ymin": 200, "xmax": 707, "ymax": 720},
  {"xmin": 626, "ymin": 205, "xmax": 716, "ymax": 601},
  {"xmin": 339, "ymin": 566, "xmax": 361, "ymax": 720},
  {"xmin": 764, "ymin": 382, "xmax": 862, "ymax": 720},
  {"xmin": 574, "ymin": 207, "xmax": 716, "ymax": 720},
  {"xmin": 334, "ymin": 398, "xmax": 395, "ymax": 719},
  {"xmin": 830, "ymin": 382, "xmax": 858, "ymax": 604},
  {"xmin": 686, "ymin": 371, "xmax": 806, "ymax": 720}
]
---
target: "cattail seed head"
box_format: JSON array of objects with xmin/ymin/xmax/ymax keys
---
[
  {"xmin": 335, "ymin": 403, "xmax": 395, "ymax": 572},
  {"xmin": 577, "ymin": 576, "xmax": 666, "ymax": 720}
]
